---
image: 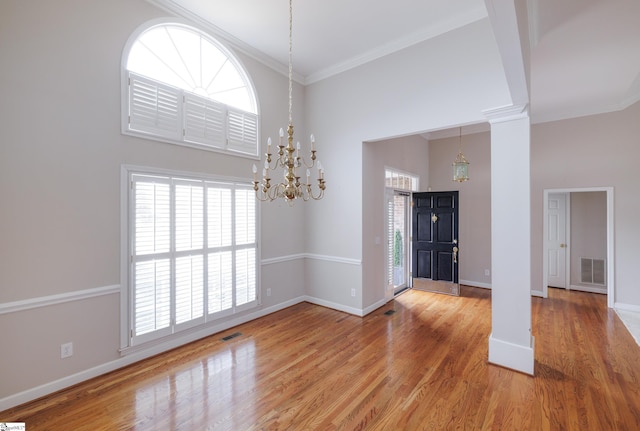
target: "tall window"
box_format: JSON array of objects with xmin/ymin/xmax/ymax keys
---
[
  {"xmin": 122, "ymin": 22, "xmax": 259, "ymax": 157},
  {"xmin": 385, "ymin": 169, "xmax": 419, "ymax": 295},
  {"xmin": 128, "ymin": 169, "xmax": 257, "ymax": 346}
]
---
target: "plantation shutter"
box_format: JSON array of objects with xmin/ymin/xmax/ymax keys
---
[
  {"xmin": 174, "ymin": 181, "xmax": 205, "ymax": 328},
  {"xmin": 128, "ymin": 73, "xmax": 181, "ymax": 140},
  {"xmin": 129, "ymin": 172, "xmax": 258, "ymax": 346},
  {"xmin": 132, "ymin": 177, "xmax": 172, "ymax": 340},
  {"xmin": 387, "ymin": 193, "xmax": 395, "ymax": 287},
  {"xmin": 227, "ymin": 108, "xmax": 258, "ymax": 156},
  {"xmin": 127, "ymin": 73, "xmax": 258, "ymax": 156},
  {"xmin": 234, "ymin": 188, "xmax": 257, "ymax": 307},
  {"xmin": 207, "ymin": 184, "xmax": 234, "ymax": 315},
  {"xmin": 183, "ymin": 93, "xmax": 226, "ymax": 149}
]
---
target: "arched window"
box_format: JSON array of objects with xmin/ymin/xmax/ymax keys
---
[{"xmin": 122, "ymin": 21, "xmax": 259, "ymax": 157}]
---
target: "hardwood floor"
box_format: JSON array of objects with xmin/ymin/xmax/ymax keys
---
[{"xmin": 3, "ymin": 286, "xmax": 640, "ymax": 430}]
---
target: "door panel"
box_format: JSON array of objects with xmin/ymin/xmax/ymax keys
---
[
  {"xmin": 412, "ymin": 191, "xmax": 460, "ymax": 296},
  {"xmin": 547, "ymin": 193, "xmax": 567, "ymax": 288}
]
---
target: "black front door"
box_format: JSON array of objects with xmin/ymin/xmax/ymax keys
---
[{"xmin": 412, "ymin": 191, "xmax": 460, "ymax": 296}]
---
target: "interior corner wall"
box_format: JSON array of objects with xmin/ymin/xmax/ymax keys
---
[
  {"xmin": 428, "ymin": 131, "xmax": 492, "ymax": 288},
  {"xmin": 362, "ymin": 136, "xmax": 430, "ymax": 310}
]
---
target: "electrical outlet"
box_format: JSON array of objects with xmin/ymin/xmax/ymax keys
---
[
  {"xmin": 351, "ymin": 288, "xmax": 356, "ymax": 297},
  {"xmin": 266, "ymin": 288, "xmax": 271, "ymax": 297},
  {"xmin": 61, "ymin": 342, "xmax": 73, "ymax": 359},
  {"xmin": 484, "ymin": 269, "xmax": 490, "ymax": 276}
]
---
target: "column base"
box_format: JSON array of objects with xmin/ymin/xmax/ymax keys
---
[{"xmin": 488, "ymin": 333, "xmax": 535, "ymax": 375}]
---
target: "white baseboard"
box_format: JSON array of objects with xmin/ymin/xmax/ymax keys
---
[
  {"xmin": 460, "ymin": 280, "xmax": 491, "ymax": 290},
  {"xmin": 488, "ymin": 333, "xmax": 535, "ymax": 375},
  {"xmin": 362, "ymin": 298, "xmax": 389, "ymax": 316},
  {"xmin": 569, "ymin": 284, "xmax": 607, "ymax": 294},
  {"xmin": 303, "ymin": 295, "xmax": 364, "ymax": 316},
  {"xmin": 615, "ymin": 302, "xmax": 640, "ymax": 313}
]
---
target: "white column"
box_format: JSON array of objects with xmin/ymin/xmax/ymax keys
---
[{"xmin": 484, "ymin": 104, "xmax": 534, "ymax": 375}]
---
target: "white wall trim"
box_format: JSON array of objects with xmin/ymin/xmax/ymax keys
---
[
  {"xmin": 305, "ymin": 254, "xmax": 362, "ymax": 266},
  {"xmin": 569, "ymin": 285, "xmax": 607, "ymax": 294},
  {"xmin": 303, "ymin": 295, "xmax": 364, "ymax": 317},
  {"xmin": 261, "ymin": 253, "xmax": 306, "ymax": 265},
  {"xmin": 261, "ymin": 253, "xmax": 361, "ymax": 266},
  {"xmin": 460, "ymin": 280, "xmax": 492, "ymax": 290},
  {"xmin": 488, "ymin": 333, "xmax": 535, "ymax": 375},
  {"xmin": 0, "ymin": 285, "xmax": 120, "ymax": 316},
  {"xmin": 483, "ymin": 103, "xmax": 529, "ymax": 123},
  {"xmin": 363, "ymin": 298, "xmax": 389, "ymax": 316},
  {"xmin": 615, "ymin": 302, "xmax": 640, "ymax": 314}
]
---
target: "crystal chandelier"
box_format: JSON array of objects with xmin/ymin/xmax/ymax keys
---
[
  {"xmin": 253, "ymin": 0, "xmax": 326, "ymax": 203},
  {"xmin": 452, "ymin": 127, "xmax": 469, "ymax": 182}
]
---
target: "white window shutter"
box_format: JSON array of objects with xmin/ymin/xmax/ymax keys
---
[
  {"xmin": 134, "ymin": 180, "xmax": 171, "ymax": 256},
  {"xmin": 174, "ymin": 182, "xmax": 204, "ymax": 252},
  {"xmin": 183, "ymin": 93, "xmax": 226, "ymax": 149},
  {"xmin": 128, "ymin": 72, "xmax": 181, "ymax": 140},
  {"xmin": 129, "ymin": 171, "xmax": 258, "ymax": 346},
  {"xmin": 134, "ymin": 259, "xmax": 171, "ymax": 336},
  {"xmin": 175, "ymin": 255, "xmax": 204, "ymax": 325},
  {"xmin": 208, "ymin": 251, "xmax": 233, "ymax": 314},
  {"xmin": 227, "ymin": 108, "xmax": 258, "ymax": 156},
  {"xmin": 235, "ymin": 248, "xmax": 256, "ymax": 306}
]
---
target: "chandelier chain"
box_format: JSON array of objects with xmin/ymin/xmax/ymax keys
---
[
  {"xmin": 252, "ymin": 0, "xmax": 326, "ymax": 204},
  {"xmin": 288, "ymin": 0, "xmax": 293, "ymax": 126}
]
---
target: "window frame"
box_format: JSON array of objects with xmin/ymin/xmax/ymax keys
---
[
  {"xmin": 120, "ymin": 165, "xmax": 261, "ymax": 351},
  {"xmin": 121, "ymin": 18, "xmax": 260, "ymax": 159}
]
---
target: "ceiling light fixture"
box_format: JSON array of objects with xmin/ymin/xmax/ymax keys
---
[
  {"xmin": 452, "ymin": 127, "xmax": 469, "ymax": 182},
  {"xmin": 253, "ymin": 0, "xmax": 325, "ymax": 204}
]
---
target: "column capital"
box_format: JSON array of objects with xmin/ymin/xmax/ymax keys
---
[{"xmin": 482, "ymin": 103, "xmax": 529, "ymax": 124}]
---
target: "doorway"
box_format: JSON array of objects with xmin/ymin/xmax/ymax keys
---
[
  {"xmin": 542, "ymin": 187, "xmax": 614, "ymax": 307},
  {"xmin": 412, "ymin": 191, "xmax": 460, "ymax": 296}
]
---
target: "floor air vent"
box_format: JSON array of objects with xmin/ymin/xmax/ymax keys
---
[
  {"xmin": 221, "ymin": 332, "xmax": 242, "ymax": 341},
  {"xmin": 384, "ymin": 310, "xmax": 396, "ymax": 316}
]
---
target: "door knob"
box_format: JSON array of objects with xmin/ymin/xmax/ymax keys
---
[
  {"xmin": 560, "ymin": 243, "xmax": 566, "ymax": 248},
  {"xmin": 453, "ymin": 246, "xmax": 459, "ymax": 264}
]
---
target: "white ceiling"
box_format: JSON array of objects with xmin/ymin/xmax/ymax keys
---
[{"xmin": 152, "ymin": 0, "xmax": 640, "ymax": 125}]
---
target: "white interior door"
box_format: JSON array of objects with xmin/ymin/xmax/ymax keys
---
[{"xmin": 547, "ymin": 193, "xmax": 568, "ymax": 288}]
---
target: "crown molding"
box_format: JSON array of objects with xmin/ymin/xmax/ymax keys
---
[
  {"xmin": 483, "ymin": 104, "xmax": 529, "ymax": 123},
  {"xmin": 305, "ymin": 7, "xmax": 488, "ymax": 84}
]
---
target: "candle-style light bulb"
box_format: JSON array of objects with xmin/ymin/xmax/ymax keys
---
[
  {"xmin": 267, "ymin": 137, "xmax": 272, "ymax": 153},
  {"xmin": 310, "ymin": 134, "xmax": 315, "ymax": 151}
]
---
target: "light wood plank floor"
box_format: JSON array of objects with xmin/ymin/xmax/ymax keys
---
[{"xmin": 3, "ymin": 286, "xmax": 640, "ymax": 430}]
